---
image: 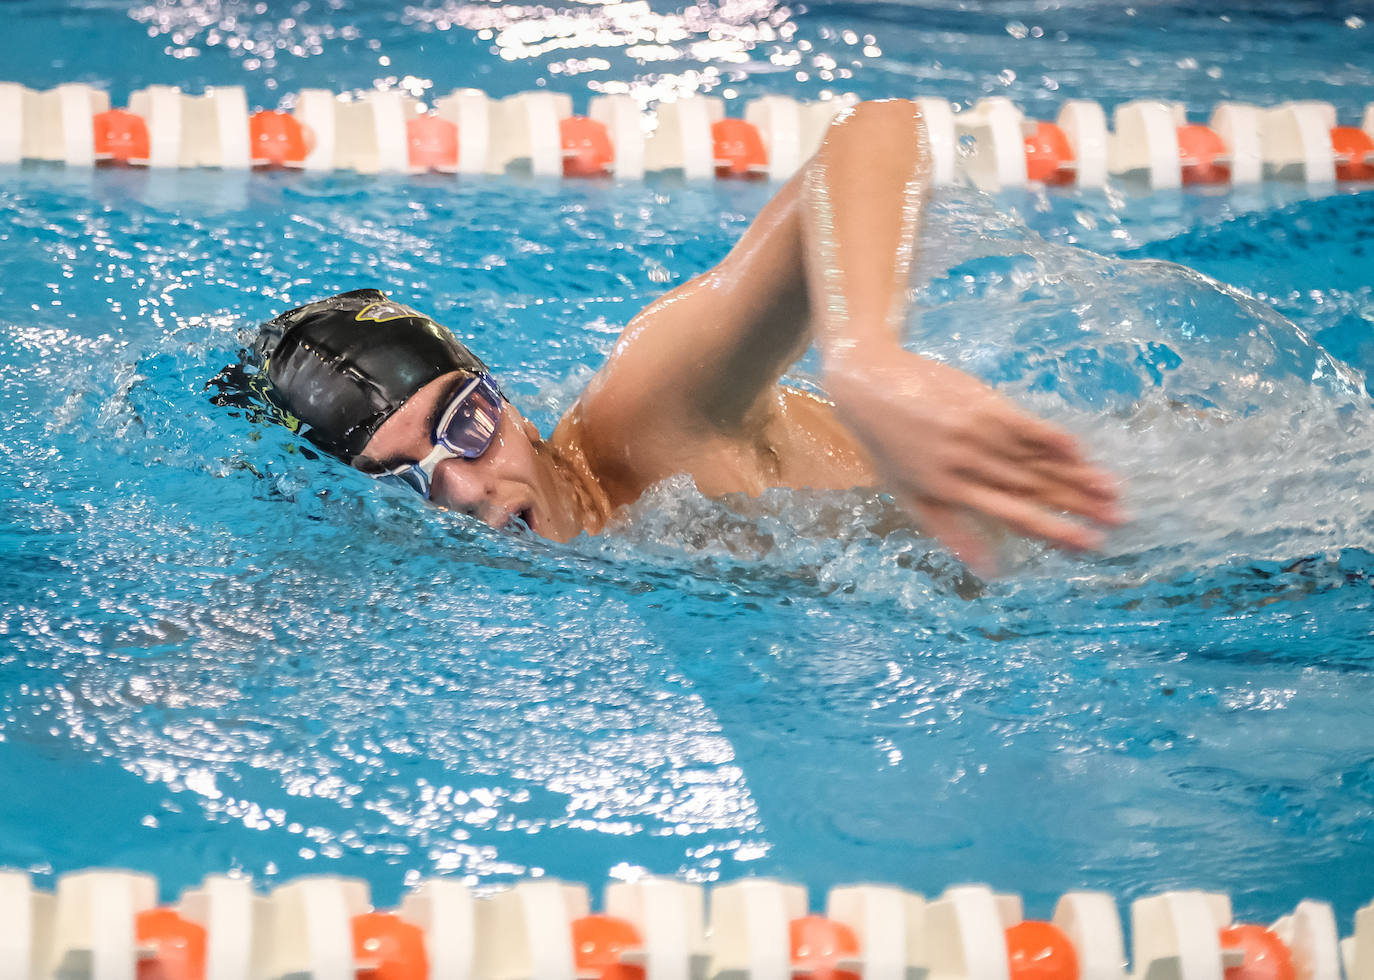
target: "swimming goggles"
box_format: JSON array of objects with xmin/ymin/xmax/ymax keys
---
[{"xmin": 373, "ymin": 372, "xmax": 503, "ymax": 498}]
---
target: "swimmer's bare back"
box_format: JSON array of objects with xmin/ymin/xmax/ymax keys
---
[{"xmin": 553, "ymin": 99, "xmax": 1124, "ymax": 575}]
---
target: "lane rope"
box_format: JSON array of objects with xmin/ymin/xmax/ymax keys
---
[
  {"xmin": 1, "ymin": 869, "xmax": 1366, "ymax": 980},
  {"xmin": 3, "ymin": 83, "xmax": 1372, "ymax": 189}
]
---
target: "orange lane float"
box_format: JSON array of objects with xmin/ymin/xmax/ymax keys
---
[
  {"xmin": 1177, "ymin": 123, "xmax": 1231, "ymax": 184},
  {"xmin": 561, "ymin": 115, "xmax": 615, "ymax": 177},
  {"xmin": 135, "ymin": 907, "xmax": 207, "ymax": 980},
  {"xmin": 1023, "ymin": 120, "xmax": 1076, "ymax": 185},
  {"xmin": 712, "ymin": 117, "xmax": 768, "ymax": 178},
  {"xmin": 1219, "ymin": 924, "xmax": 1297, "ymax": 980},
  {"xmin": 249, "ymin": 110, "xmax": 310, "ymax": 168},
  {"xmin": 92, "ymin": 108, "xmax": 150, "ymax": 165},
  {"xmin": 790, "ymin": 915, "xmax": 862, "ymax": 980},
  {"xmin": 571, "ymin": 914, "xmax": 646, "ymax": 980},
  {"xmin": 406, "ymin": 114, "xmax": 459, "ymax": 173},
  {"xmin": 1006, "ymin": 919, "xmax": 1081, "ymax": 980},
  {"xmin": 352, "ymin": 911, "xmax": 429, "ymax": 980},
  {"xmin": 1332, "ymin": 126, "xmax": 1374, "ymax": 181}
]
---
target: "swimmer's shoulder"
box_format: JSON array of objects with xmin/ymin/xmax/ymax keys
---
[
  {"xmin": 550, "ymin": 370, "xmax": 677, "ymax": 507},
  {"xmin": 555, "ymin": 370, "xmax": 873, "ymax": 505},
  {"xmin": 552, "ymin": 359, "xmax": 774, "ymax": 505}
]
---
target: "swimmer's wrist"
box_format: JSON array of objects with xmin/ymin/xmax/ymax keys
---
[{"xmin": 821, "ymin": 336, "xmax": 906, "ymax": 382}]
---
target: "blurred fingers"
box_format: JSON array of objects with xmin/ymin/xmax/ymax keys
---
[
  {"xmin": 954, "ymin": 454, "xmax": 1124, "ymax": 525},
  {"xmin": 957, "ymin": 483, "xmax": 1106, "ymax": 553},
  {"xmin": 968, "ymin": 403, "xmax": 1092, "ymax": 468}
]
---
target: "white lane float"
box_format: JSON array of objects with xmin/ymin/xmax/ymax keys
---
[
  {"xmin": 826, "ymin": 883, "xmax": 928, "ymax": 980},
  {"xmin": 1209, "ymin": 102, "xmax": 1264, "ymax": 184},
  {"xmin": 589, "ymin": 93, "xmax": 646, "ymax": 179},
  {"xmin": 434, "ymin": 87, "xmax": 491, "ymax": 175},
  {"xmin": 122, "ymin": 85, "xmax": 252, "ymax": 169},
  {"xmin": 605, "ymin": 876, "xmax": 711, "ymax": 980},
  {"xmin": 1057, "ymin": 100, "xmax": 1108, "ymax": 188},
  {"xmin": 1109, "ymin": 100, "xmax": 1185, "ymax": 190},
  {"xmin": 956, "ymin": 97, "xmax": 1032, "ymax": 192},
  {"xmin": 0, "ymin": 869, "xmax": 56, "ymax": 980},
  {"xmin": 1052, "ymin": 891, "xmax": 1127, "ymax": 980}
]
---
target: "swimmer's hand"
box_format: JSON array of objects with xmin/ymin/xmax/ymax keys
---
[{"xmin": 826, "ymin": 345, "xmax": 1123, "ymax": 575}]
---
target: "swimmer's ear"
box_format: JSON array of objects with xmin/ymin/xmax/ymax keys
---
[{"xmin": 351, "ymin": 451, "xmax": 384, "ymax": 473}]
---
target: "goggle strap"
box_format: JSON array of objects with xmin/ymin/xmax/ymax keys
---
[{"xmin": 414, "ymin": 442, "xmax": 455, "ymax": 482}]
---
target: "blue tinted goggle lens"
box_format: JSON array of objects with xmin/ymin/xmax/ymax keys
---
[{"xmin": 436, "ymin": 374, "xmax": 502, "ymax": 458}]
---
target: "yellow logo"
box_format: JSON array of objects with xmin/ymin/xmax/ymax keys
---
[{"xmin": 355, "ymin": 301, "xmax": 419, "ymax": 323}]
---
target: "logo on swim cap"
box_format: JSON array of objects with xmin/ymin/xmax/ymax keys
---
[{"xmin": 355, "ymin": 300, "xmax": 422, "ymax": 323}]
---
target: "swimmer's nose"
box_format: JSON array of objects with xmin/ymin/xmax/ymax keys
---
[{"xmin": 428, "ymin": 458, "xmax": 492, "ymax": 518}]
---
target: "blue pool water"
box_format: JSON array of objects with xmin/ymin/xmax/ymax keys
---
[{"xmin": 2, "ymin": 0, "xmax": 1374, "ymax": 927}]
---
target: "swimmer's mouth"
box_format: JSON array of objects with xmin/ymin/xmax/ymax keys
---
[{"xmin": 508, "ymin": 508, "xmax": 535, "ymax": 533}]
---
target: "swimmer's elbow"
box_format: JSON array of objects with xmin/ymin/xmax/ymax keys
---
[
  {"xmin": 838, "ymin": 98, "xmax": 922, "ymax": 129},
  {"xmin": 812, "ymin": 99, "xmax": 927, "ymax": 165}
]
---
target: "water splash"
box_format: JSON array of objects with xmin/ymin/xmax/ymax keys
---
[{"xmin": 569, "ymin": 191, "xmax": 1374, "ymax": 614}]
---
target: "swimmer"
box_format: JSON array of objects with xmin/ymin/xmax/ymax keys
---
[{"xmin": 243, "ymin": 99, "xmax": 1122, "ymax": 574}]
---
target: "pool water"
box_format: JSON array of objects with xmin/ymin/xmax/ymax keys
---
[{"xmin": 2, "ymin": 0, "xmax": 1374, "ymax": 926}]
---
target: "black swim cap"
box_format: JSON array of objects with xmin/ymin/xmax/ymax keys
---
[{"xmin": 253, "ymin": 289, "xmax": 488, "ymax": 463}]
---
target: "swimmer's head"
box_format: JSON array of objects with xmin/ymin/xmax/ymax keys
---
[
  {"xmin": 251, "ymin": 289, "xmax": 488, "ymax": 464},
  {"xmin": 216, "ymin": 289, "xmax": 592, "ymax": 541}
]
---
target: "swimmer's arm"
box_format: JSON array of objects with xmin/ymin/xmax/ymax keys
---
[
  {"xmin": 581, "ymin": 100, "xmax": 940, "ymax": 437},
  {"xmin": 564, "ymin": 165, "xmax": 818, "ymax": 491},
  {"xmin": 801, "ymin": 100, "xmax": 1123, "ymax": 573},
  {"xmin": 572, "ymin": 99, "xmax": 1121, "ymax": 568},
  {"xmin": 578, "ymin": 174, "xmax": 811, "ymax": 430}
]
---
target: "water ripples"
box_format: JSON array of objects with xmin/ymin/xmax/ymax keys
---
[{"xmin": 3, "ymin": 168, "xmax": 1374, "ymax": 913}]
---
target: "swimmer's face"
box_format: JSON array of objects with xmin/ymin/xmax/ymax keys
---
[{"xmin": 356, "ymin": 371, "xmax": 579, "ymax": 541}]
